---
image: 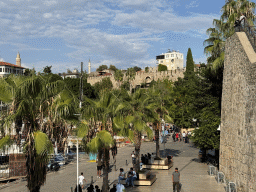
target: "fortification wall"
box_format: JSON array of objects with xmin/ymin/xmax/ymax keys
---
[
  {"xmin": 87, "ymin": 68, "xmax": 185, "ymax": 89},
  {"xmin": 220, "ymin": 32, "xmax": 256, "ymax": 192}
]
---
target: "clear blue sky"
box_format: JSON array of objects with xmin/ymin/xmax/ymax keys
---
[{"xmin": 0, "ymin": 0, "xmax": 249, "ymax": 73}]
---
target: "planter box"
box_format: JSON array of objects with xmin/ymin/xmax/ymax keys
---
[
  {"xmin": 138, "ymin": 169, "xmax": 151, "ymax": 180},
  {"xmin": 153, "ymin": 158, "xmax": 168, "ymax": 165}
]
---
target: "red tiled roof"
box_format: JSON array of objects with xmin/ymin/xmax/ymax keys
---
[{"xmin": 0, "ymin": 62, "xmax": 25, "ymax": 69}]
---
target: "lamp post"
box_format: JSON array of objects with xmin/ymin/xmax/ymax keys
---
[
  {"xmin": 162, "ymin": 119, "xmax": 165, "ymax": 157},
  {"xmin": 76, "ymin": 62, "xmax": 83, "ymax": 191}
]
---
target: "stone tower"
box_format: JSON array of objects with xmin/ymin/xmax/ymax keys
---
[
  {"xmin": 88, "ymin": 58, "xmax": 91, "ymax": 74},
  {"xmin": 16, "ymin": 52, "xmax": 21, "ymax": 67}
]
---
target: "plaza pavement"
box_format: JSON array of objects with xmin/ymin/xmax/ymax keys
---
[{"xmin": 3, "ymin": 137, "xmax": 225, "ymax": 192}]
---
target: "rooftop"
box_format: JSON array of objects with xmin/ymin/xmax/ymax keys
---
[{"xmin": 0, "ymin": 62, "xmax": 25, "ymax": 69}]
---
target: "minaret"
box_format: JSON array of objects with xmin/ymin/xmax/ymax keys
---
[
  {"xmin": 16, "ymin": 52, "xmax": 21, "ymax": 66},
  {"xmin": 88, "ymin": 58, "xmax": 91, "ymax": 74}
]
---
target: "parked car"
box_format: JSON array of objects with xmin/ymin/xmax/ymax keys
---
[
  {"xmin": 47, "ymin": 162, "xmax": 60, "ymax": 171},
  {"xmin": 54, "ymin": 156, "xmax": 65, "ymax": 166}
]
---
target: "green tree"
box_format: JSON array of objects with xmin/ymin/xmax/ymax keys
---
[
  {"xmin": 64, "ymin": 78, "xmax": 95, "ymax": 99},
  {"xmin": 145, "ymin": 67, "xmax": 149, "ymax": 73},
  {"xmin": 43, "ymin": 65, "xmax": 52, "ymax": 74},
  {"xmin": 133, "ymin": 66, "xmax": 142, "ymax": 72},
  {"xmin": 146, "ymin": 80, "xmax": 174, "ymax": 157},
  {"xmin": 109, "ymin": 65, "xmax": 118, "ymax": 72},
  {"xmin": 80, "ymin": 92, "xmax": 117, "ymax": 192},
  {"xmin": 126, "ymin": 68, "xmax": 136, "ymax": 94},
  {"xmin": 94, "ymin": 77, "xmax": 113, "ymax": 96},
  {"xmin": 0, "ymin": 74, "xmax": 77, "ymax": 192},
  {"xmin": 114, "ymin": 69, "xmax": 124, "ymax": 88},
  {"xmin": 96, "ymin": 65, "xmax": 108, "ymax": 72},
  {"xmin": 114, "ymin": 89, "xmax": 153, "ymax": 172},
  {"xmin": 158, "ymin": 64, "xmax": 167, "ymax": 71},
  {"xmin": 184, "ymin": 48, "xmax": 194, "ymax": 77}
]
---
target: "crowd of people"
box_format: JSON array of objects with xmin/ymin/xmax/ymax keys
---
[{"xmin": 171, "ymin": 131, "xmax": 191, "ymax": 143}]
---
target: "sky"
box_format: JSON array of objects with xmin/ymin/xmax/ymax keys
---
[{"xmin": 0, "ymin": 0, "xmax": 241, "ymax": 73}]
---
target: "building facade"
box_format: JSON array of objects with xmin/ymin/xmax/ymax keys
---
[
  {"xmin": 0, "ymin": 53, "xmax": 25, "ymax": 78},
  {"xmin": 156, "ymin": 49, "xmax": 184, "ymax": 70}
]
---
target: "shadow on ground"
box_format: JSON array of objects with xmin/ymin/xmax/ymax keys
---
[{"xmin": 160, "ymin": 148, "xmax": 181, "ymax": 157}]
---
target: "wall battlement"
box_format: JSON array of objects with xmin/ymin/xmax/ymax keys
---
[{"xmin": 87, "ymin": 68, "xmax": 185, "ymax": 88}]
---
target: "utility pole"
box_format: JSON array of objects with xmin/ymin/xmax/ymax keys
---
[{"xmin": 77, "ymin": 62, "xmax": 83, "ymax": 191}]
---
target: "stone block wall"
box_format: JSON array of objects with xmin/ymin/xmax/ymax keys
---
[
  {"xmin": 220, "ymin": 32, "xmax": 256, "ymax": 192},
  {"xmin": 87, "ymin": 68, "xmax": 185, "ymax": 89}
]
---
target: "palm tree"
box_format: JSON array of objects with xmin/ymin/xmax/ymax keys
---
[
  {"xmin": 114, "ymin": 89, "xmax": 153, "ymax": 173},
  {"xmin": 0, "ymin": 74, "xmax": 77, "ymax": 192},
  {"xmin": 204, "ymin": 27, "xmax": 225, "ymax": 69},
  {"xmin": 81, "ymin": 91, "xmax": 116, "ymax": 192},
  {"xmin": 146, "ymin": 81, "xmax": 174, "ymax": 158},
  {"xmin": 125, "ymin": 68, "xmax": 136, "ymax": 94}
]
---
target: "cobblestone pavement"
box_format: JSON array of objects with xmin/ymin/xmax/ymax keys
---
[{"xmin": 3, "ymin": 138, "xmax": 226, "ymax": 192}]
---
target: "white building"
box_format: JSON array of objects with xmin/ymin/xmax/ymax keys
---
[
  {"xmin": 0, "ymin": 53, "xmax": 25, "ymax": 78},
  {"xmin": 156, "ymin": 49, "xmax": 184, "ymax": 70}
]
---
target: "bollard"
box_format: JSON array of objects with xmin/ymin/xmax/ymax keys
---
[
  {"xmin": 91, "ymin": 176, "xmax": 93, "ymax": 184},
  {"xmin": 114, "ymin": 164, "xmax": 116, "ymax": 171},
  {"xmin": 71, "ymin": 187, "xmax": 73, "ymax": 192},
  {"xmin": 126, "ymin": 160, "xmax": 128, "ymax": 166}
]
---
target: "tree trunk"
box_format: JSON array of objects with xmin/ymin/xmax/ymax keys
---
[
  {"xmin": 134, "ymin": 131, "xmax": 141, "ymax": 174},
  {"xmin": 102, "ymin": 147, "xmax": 110, "ymax": 192},
  {"xmin": 155, "ymin": 123, "xmax": 160, "ymax": 158}
]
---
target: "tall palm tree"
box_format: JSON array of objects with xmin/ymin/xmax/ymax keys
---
[
  {"xmin": 114, "ymin": 89, "xmax": 153, "ymax": 173},
  {"xmin": 146, "ymin": 81, "xmax": 173, "ymax": 158},
  {"xmin": 0, "ymin": 74, "xmax": 77, "ymax": 192},
  {"xmin": 81, "ymin": 91, "xmax": 116, "ymax": 192},
  {"xmin": 204, "ymin": 27, "xmax": 225, "ymax": 69}
]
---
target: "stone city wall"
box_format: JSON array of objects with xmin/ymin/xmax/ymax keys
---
[
  {"xmin": 87, "ymin": 68, "xmax": 185, "ymax": 89},
  {"xmin": 220, "ymin": 32, "xmax": 256, "ymax": 192}
]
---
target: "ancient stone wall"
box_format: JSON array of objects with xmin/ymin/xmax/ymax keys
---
[
  {"xmin": 87, "ymin": 68, "xmax": 185, "ymax": 89},
  {"xmin": 220, "ymin": 32, "xmax": 256, "ymax": 192}
]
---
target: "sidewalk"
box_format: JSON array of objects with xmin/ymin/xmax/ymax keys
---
[
  {"xmin": 4, "ymin": 139, "xmax": 225, "ymax": 192},
  {"xmin": 91, "ymin": 140, "xmax": 225, "ymax": 192}
]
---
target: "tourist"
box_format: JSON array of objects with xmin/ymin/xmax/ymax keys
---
[
  {"xmin": 87, "ymin": 184, "xmax": 94, "ymax": 192},
  {"xmin": 172, "ymin": 168, "xmax": 180, "ymax": 192},
  {"xmin": 147, "ymin": 153, "xmax": 152, "ymax": 164},
  {"xmin": 111, "ymin": 142, "xmax": 118, "ymax": 164},
  {"xmin": 118, "ymin": 168, "xmax": 125, "ymax": 183},
  {"xmin": 175, "ymin": 132, "xmax": 179, "ymax": 142},
  {"xmin": 240, "ymin": 13, "xmax": 246, "ymax": 26},
  {"xmin": 95, "ymin": 185, "xmax": 101, "ymax": 192},
  {"xmin": 96, "ymin": 153, "xmax": 102, "ymax": 178},
  {"xmin": 182, "ymin": 131, "xmax": 186, "ymax": 142},
  {"xmin": 131, "ymin": 151, "xmax": 136, "ymax": 165},
  {"xmin": 116, "ymin": 183, "xmax": 125, "ymax": 192},
  {"xmin": 172, "ymin": 132, "xmax": 176, "ymax": 142},
  {"xmin": 144, "ymin": 154, "xmax": 148, "ymax": 165},
  {"xmin": 78, "ymin": 172, "xmax": 86, "ymax": 189},
  {"xmin": 74, "ymin": 184, "xmax": 82, "ymax": 192},
  {"xmin": 126, "ymin": 167, "xmax": 137, "ymax": 187},
  {"xmin": 110, "ymin": 184, "xmax": 117, "ymax": 192},
  {"xmin": 141, "ymin": 154, "xmax": 145, "ymax": 164}
]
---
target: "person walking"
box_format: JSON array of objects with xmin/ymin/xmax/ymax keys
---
[
  {"xmin": 78, "ymin": 172, "xmax": 86, "ymax": 190},
  {"xmin": 182, "ymin": 131, "xmax": 186, "ymax": 142},
  {"xmin": 131, "ymin": 151, "xmax": 135, "ymax": 166},
  {"xmin": 96, "ymin": 153, "xmax": 102, "ymax": 178},
  {"xmin": 172, "ymin": 168, "xmax": 180, "ymax": 192}
]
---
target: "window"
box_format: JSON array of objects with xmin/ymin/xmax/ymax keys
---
[
  {"xmin": 161, "ymin": 60, "xmax": 163, "ymax": 63},
  {"xmin": 171, "ymin": 54, "xmax": 174, "ymax": 57},
  {"xmin": 13, "ymin": 69, "xmax": 16, "ymax": 74},
  {"xmin": 166, "ymin": 54, "xmax": 169, "ymax": 58},
  {"xmin": 0, "ymin": 68, "xmax": 2, "ymax": 72},
  {"xmin": 181, "ymin": 55, "xmax": 182, "ymax": 58}
]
